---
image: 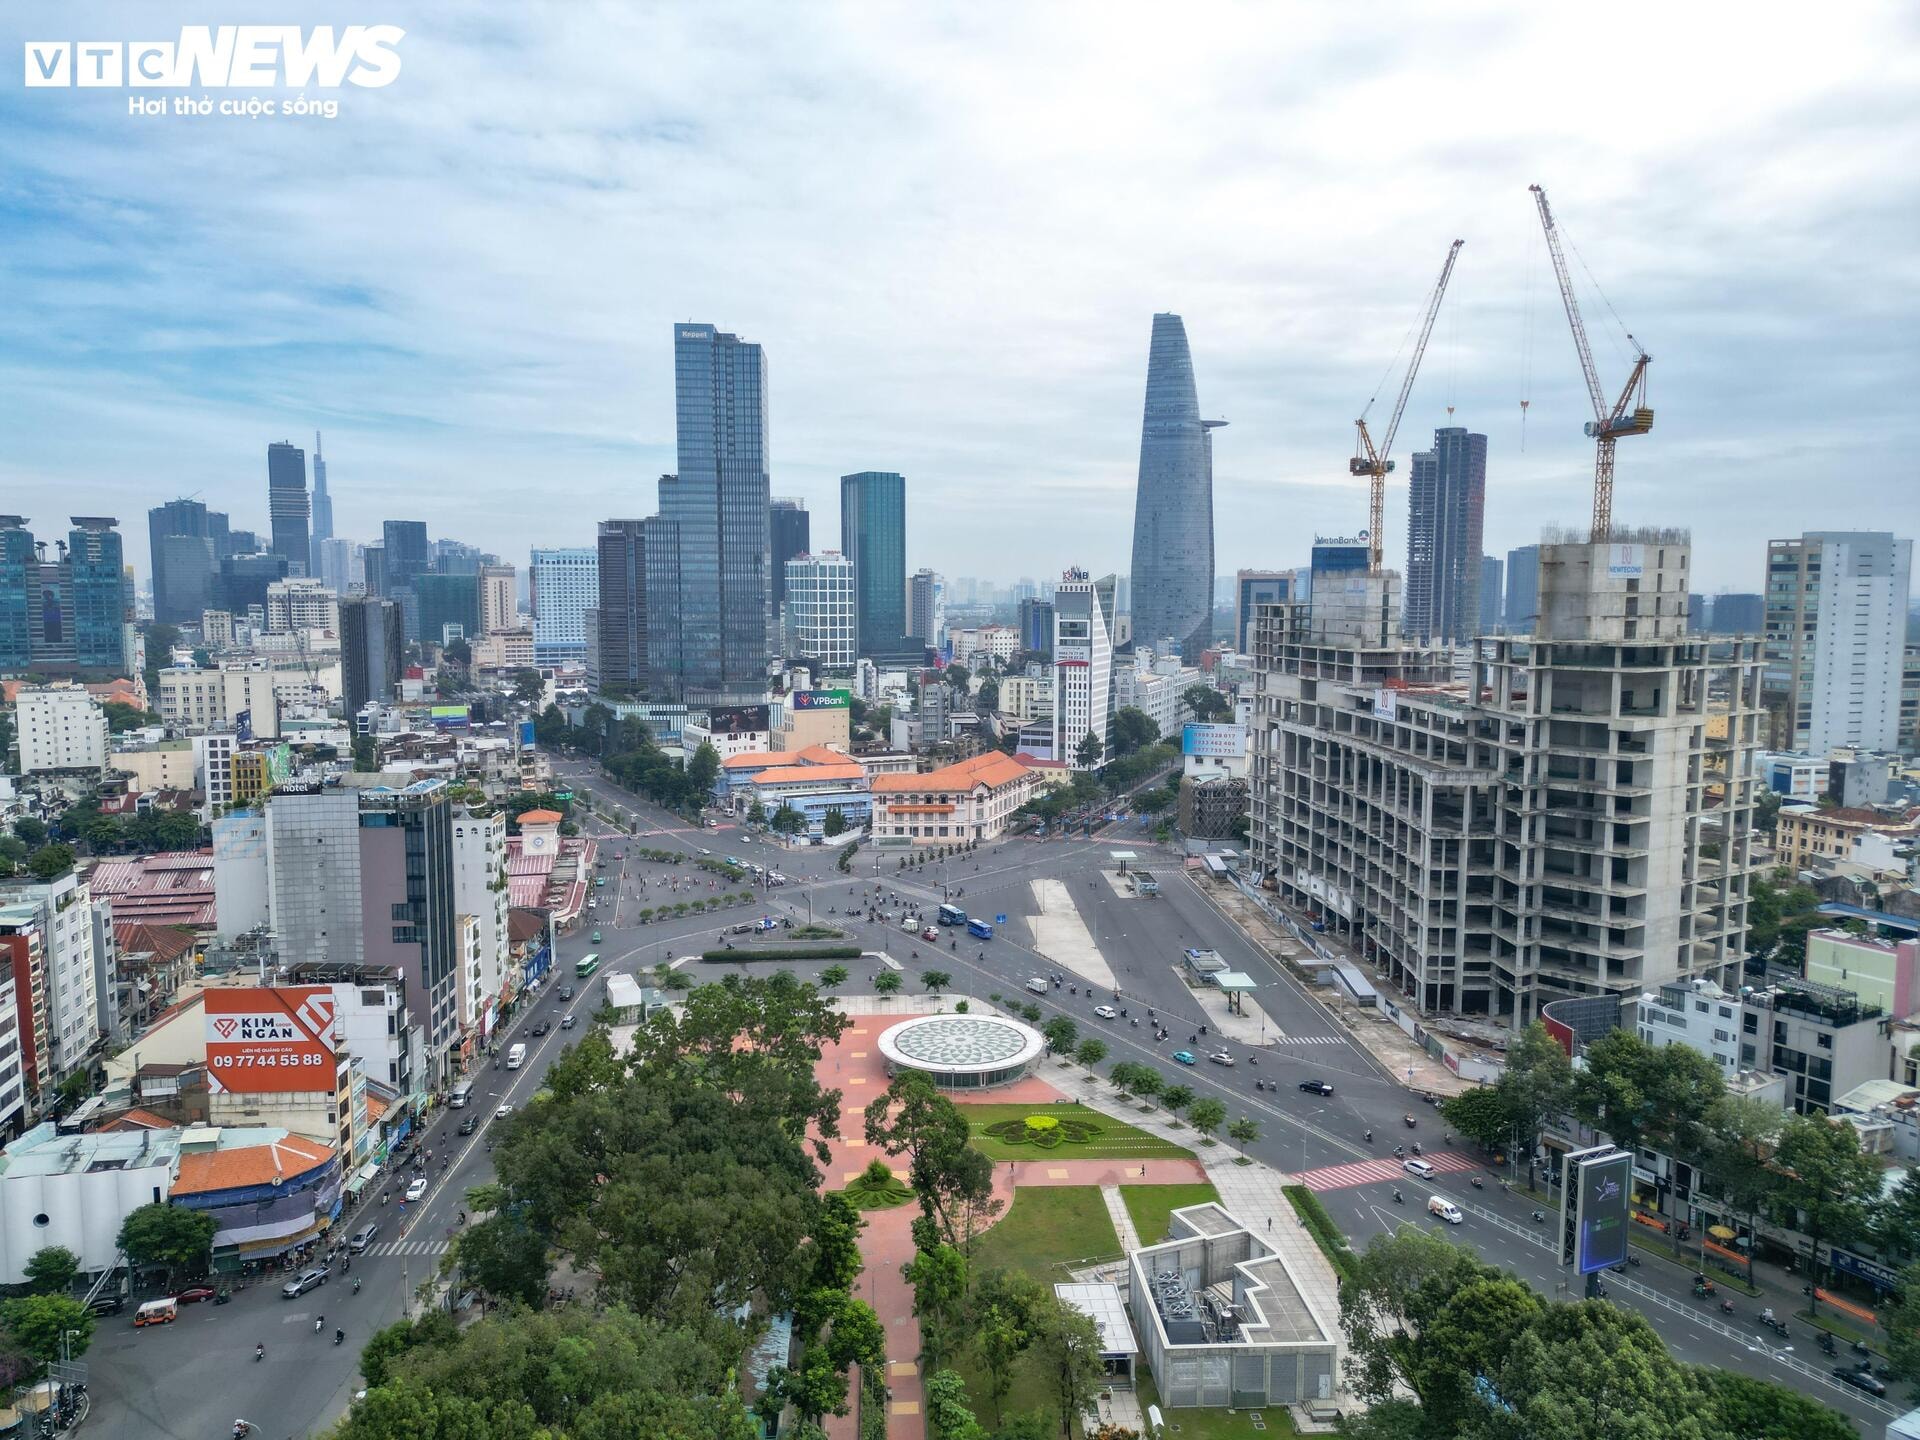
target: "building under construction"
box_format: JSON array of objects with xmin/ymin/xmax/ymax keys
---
[{"xmin": 1248, "ymin": 532, "xmax": 1762, "ymax": 1028}]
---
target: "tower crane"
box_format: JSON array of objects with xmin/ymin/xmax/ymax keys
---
[
  {"xmin": 1351, "ymin": 239, "xmax": 1465, "ymax": 573},
  {"xmin": 1528, "ymin": 184, "xmax": 1652, "ymax": 542}
]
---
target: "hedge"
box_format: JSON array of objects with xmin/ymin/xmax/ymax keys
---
[
  {"xmin": 1283, "ymin": 1183, "xmax": 1357, "ymax": 1285},
  {"xmin": 699, "ymin": 945, "xmax": 863, "ymax": 962}
]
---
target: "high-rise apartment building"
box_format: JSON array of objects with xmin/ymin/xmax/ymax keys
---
[
  {"xmin": 267, "ymin": 441, "xmax": 310, "ymax": 575},
  {"xmin": 909, "ymin": 569, "xmax": 945, "ymax": 649},
  {"xmin": 148, "ymin": 499, "xmax": 229, "ymax": 624},
  {"xmin": 1403, "ymin": 427, "xmax": 1487, "ymax": 643},
  {"xmin": 529, "ymin": 547, "xmax": 596, "ymax": 665},
  {"xmin": 1234, "ymin": 571, "xmax": 1293, "ymax": 653},
  {"xmin": 0, "ymin": 870, "xmax": 100, "ymax": 1082},
  {"xmin": 1505, "ymin": 544, "xmax": 1541, "ymax": 632},
  {"xmin": 1764, "ymin": 531, "xmax": 1911, "ymax": 755},
  {"xmin": 770, "ymin": 498, "xmax": 810, "ymax": 615},
  {"xmin": 264, "ymin": 578, "xmax": 339, "ymax": 635},
  {"xmin": 1018, "ymin": 596, "xmax": 1054, "ymax": 658},
  {"xmin": 1250, "ymin": 531, "xmax": 1758, "ymax": 1026},
  {"xmin": 1128, "ymin": 314, "xmax": 1220, "ymax": 662},
  {"xmin": 309, "ymin": 431, "xmax": 334, "ymax": 575},
  {"xmin": 656, "ymin": 322, "xmax": 770, "ymax": 700},
  {"xmin": 1052, "ymin": 568, "xmax": 1118, "ymax": 770},
  {"xmin": 1710, "ymin": 593, "xmax": 1763, "ymax": 635},
  {"xmin": 785, "ymin": 552, "xmax": 857, "ymax": 669},
  {"xmin": 1479, "ymin": 555, "xmax": 1504, "ymax": 635},
  {"xmin": 340, "ymin": 595, "xmax": 404, "ymax": 720},
  {"xmin": 414, "ymin": 574, "xmax": 479, "ymax": 647},
  {"xmin": 589, "ymin": 520, "xmax": 652, "ymax": 694},
  {"xmin": 841, "ymin": 471, "xmax": 907, "ymax": 658},
  {"xmin": 478, "ymin": 564, "xmax": 516, "ymax": 635}
]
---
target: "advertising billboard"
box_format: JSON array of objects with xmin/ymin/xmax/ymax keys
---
[
  {"xmin": 1182, "ymin": 723, "xmax": 1246, "ymax": 759},
  {"xmin": 791, "ymin": 689, "xmax": 850, "ymax": 711},
  {"xmin": 204, "ymin": 987, "xmax": 339, "ymax": 1095},
  {"xmin": 430, "ymin": 704, "xmax": 471, "ymax": 729},
  {"xmin": 1565, "ymin": 1148, "xmax": 1632, "ymax": 1274},
  {"xmin": 706, "ymin": 704, "xmax": 771, "ymax": 735}
]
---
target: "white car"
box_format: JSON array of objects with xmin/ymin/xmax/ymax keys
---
[
  {"xmin": 1094, "ymin": 1005, "xmax": 1118, "ymax": 1020},
  {"xmin": 1207, "ymin": 1051, "xmax": 1236, "ymax": 1068},
  {"xmin": 1403, "ymin": 1158, "xmax": 1436, "ymax": 1178},
  {"xmin": 496, "ymin": 1102, "xmax": 515, "ymax": 1119},
  {"xmin": 404, "ymin": 1177, "xmax": 429, "ymax": 1203}
]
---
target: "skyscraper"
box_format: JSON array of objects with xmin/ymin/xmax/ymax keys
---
[
  {"xmin": 590, "ymin": 520, "xmax": 652, "ymax": 694},
  {"xmin": 381, "ymin": 520, "xmax": 430, "ymax": 593},
  {"xmin": 1764, "ymin": 531, "xmax": 1911, "ymax": 754},
  {"xmin": 529, "ymin": 547, "xmax": 596, "ymax": 665},
  {"xmin": 0, "ymin": 517, "xmax": 133, "ymax": 672},
  {"xmin": 841, "ymin": 471, "xmax": 907, "ymax": 657},
  {"xmin": 1128, "ymin": 314, "xmax": 1220, "ymax": 663},
  {"xmin": 0, "ymin": 517, "xmax": 33, "ymax": 669},
  {"xmin": 1505, "ymin": 544, "xmax": 1541, "ymax": 633},
  {"xmin": 659, "ymin": 322, "xmax": 770, "ymax": 699},
  {"xmin": 1018, "ymin": 596, "xmax": 1054, "ymax": 658},
  {"xmin": 1403, "ymin": 426, "xmax": 1487, "ymax": 643},
  {"xmin": 785, "ymin": 551, "xmax": 857, "ymax": 668},
  {"xmin": 1479, "ymin": 556, "xmax": 1505, "ymax": 635},
  {"xmin": 413, "ymin": 574, "xmax": 479, "ymax": 648},
  {"xmin": 478, "ymin": 564, "xmax": 517, "ymax": 635},
  {"xmin": 1234, "ymin": 571, "xmax": 1293, "ymax": 653},
  {"xmin": 309, "ymin": 431, "xmax": 334, "ymax": 576},
  {"xmin": 770, "ymin": 498, "xmax": 810, "ymax": 614},
  {"xmin": 266, "ymin": 441, "xmax": 310, "ymax": 576},
  {"xmin": 1052, "ymin": 568, "xmax": 1118, "ymax": 770},
  {"xmin": 909, "ymin": 569, "xmax": 945, "ymax": 649},
  {"xmin": 148, "ymin": 498, "xmax": 227, "ymax": 625},
  {"xmin": 340, "ymin": 595, "xmax": 404, "ymax": 719}
]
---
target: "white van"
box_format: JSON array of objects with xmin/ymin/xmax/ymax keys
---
[
  {"xmin": 1427, "ymin": 1195, "xmax": 1463, "ymax": 1224},
  {"xmin": 506, "ymin": 1043, "xmax": 527, "ymax": 1070},
  {"xmin": 1025, "ymin": 977, "xmax": 1049, "ymax": 995},
  {"xmin": 449, "ymin": 1081, "xmax": 474, "ymax": 1108}
]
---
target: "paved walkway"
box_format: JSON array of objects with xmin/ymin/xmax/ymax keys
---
[
  {"xmin": 1026, "ymin": 878, "xmax": 1118, "ymax": 989},
  {"xmin": 1102, "ymin": 1185, "xmax": 1144, "ymax": 1253}
]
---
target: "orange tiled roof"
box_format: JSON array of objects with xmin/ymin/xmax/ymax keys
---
[
  {"xmin": 114, "ymin": 922, "xmax": 197, "ymax": 964},
  {"xmin": 365, "ymin": 1093, "xmax": 391, "ymax": 1124},
  {"xmin": 872, "ymin": 752, "xmax": 1031, "ymax": 795},
  {"xmin": 94, "ymin": 1107, "xmax": 177, "ymax": 1132},
  {"xmin": 797, "ymin": 744, "xmax": 849, "ymax": 764},
  {"xmin": 172, "ymin": 1134, "xmax": 334, "ymax": 1195},
  {"xmin": 723, "ymin": 749, "xmax": 803, "ymax": 770},
  {"xmin": 751, "ymin": 763, "xmax": 866, "ymax": 786},
  {"xmin": 517, "ymin": 809, "xmax": 564, "ymax": 824}
]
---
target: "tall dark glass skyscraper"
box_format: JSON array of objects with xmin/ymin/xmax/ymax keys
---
[
  {"xmin": 770, "ymin": 498, "xmax": 810, "ymax": 614},
  {"xmin": 840, "ymin": 471, "xmax": 906, "ymax": 657},
  {"xmin": 659, "ymin": 323, "xmax": 769, "ymax": 699},
  {"xmin": 148, "ymin": 498, "xmax": 228, "ymax": 624},
  {"xmin": 309, "ymin": 431, "xmax": 333, "ymax": 575},
  {"xmin": 1128, "ymin": 314, "xmax": 1219, "ymax": 662},
  {"xmin": 1403, "ymin": 426, "xmax": 1487, "ymax": 643},
  {"xmin": 267, "ymin": 441, "xmax": 310, "ymax": 575}
]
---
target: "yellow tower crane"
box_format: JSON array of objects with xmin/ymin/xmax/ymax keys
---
[
  {"xmin": 1528, "ymin": 183, "xmax": 1653, "ymax": 542},
  {"xmin": 1350, "ymin": 239, "xmax": 1465, "ymax": 573}
]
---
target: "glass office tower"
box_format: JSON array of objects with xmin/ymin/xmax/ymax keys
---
[
  {"xmin": 1128, "ymin": 314, "xmax": 1219, "ymax": 662},
  {"xmin": 841, "ymin": 471, "xmax": 906, "ymax": 657}
]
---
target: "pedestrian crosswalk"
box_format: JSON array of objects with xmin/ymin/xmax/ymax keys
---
[
  {"xmin": 1296, "ymin": 1150, "xmax": 1479, "ymax": 1193},
  {"xmin": 1266, "ymin": 1033, "xmax": 1347, "ymax": 1046},
  {"xmin": 363, "ymin": 1239, "xmax": 451, "ymax": 1258}
]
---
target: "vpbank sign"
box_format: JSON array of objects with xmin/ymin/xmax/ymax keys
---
[{"xmin": 26, "ymin": 26, "xmax": 403, "ymax": 116}]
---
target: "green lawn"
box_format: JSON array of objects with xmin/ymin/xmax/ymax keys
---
[
  {"xmin": 1137, "ymin": 1369, "xmax": 1299, "ymax": 1438},
  {"xmin": 1121, "ymin": 1182, "xmax": 1220, "ymax": 1247},
  {"xmin": 972, "ymin": 1185, "xmax": 1121, "ymax": 1277},
  {"xmin": 960, "ymin": 1101, "xmax": 1196, "ymax": 1162}
]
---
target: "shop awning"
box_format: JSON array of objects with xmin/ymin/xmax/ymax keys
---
[{"xmin": 345, "ymin": 1161, "xmax": 381, "ymax": 1196}]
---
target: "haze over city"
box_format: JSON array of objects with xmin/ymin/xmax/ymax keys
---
[{"xmin": 5, "ymin": 3, "xmax": 1917, "ymax": 592}]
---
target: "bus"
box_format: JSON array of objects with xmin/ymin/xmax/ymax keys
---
[
  {"xmin": 937, "ymin": 903, "xmax": 966, "ymax": 927},
  {"xmin": 966, "ymin": 917, "xmax": 994, "ymax": 940},
  {"xmin": 576, "ymin": 953, "xmax": 601, "ymax": 979}
]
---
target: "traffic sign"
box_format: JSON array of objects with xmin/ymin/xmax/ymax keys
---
[{"xmin": 996, "ymin": 914, "xmax": 1007, "ymax": 924}]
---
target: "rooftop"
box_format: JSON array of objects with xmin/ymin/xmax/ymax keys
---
[
  {"xmin": 516, "ymin": 808, "xmax": 563, "ymax": 824},
  {"xmin": 872, "ymin": 751, "xmax": 1032, "ymax": 794},
  {"xmin": 173, "ymin": 1133, "xmax": 334, "ymax": 1195}
]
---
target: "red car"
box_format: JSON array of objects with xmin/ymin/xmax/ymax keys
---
[{"xmin": 175, "ymin": 1286, "xmax": 218, "ymax": 1304}]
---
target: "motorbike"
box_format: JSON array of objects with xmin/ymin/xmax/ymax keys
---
[
  {"xmin": 253, "ymin": 1345, "xmax": 264, "ymax": 1364},
  {"xmin": 353, "ymin": 1278, "xmax": 362, "ymax": 1294},
  {"xmin": 1411, "ymin": 1142, "xmax": 1422, "ymax": 1156},
  {"xmin": 1693, "ymin": 1281, "xmax": 1715, "ymax": 1298},
  {"xmin": 314, "ymin": 1316, "xmax": 325, "ymax": 1333},
  {"xmin": 1530, "ymin": 1210, "xmax": 1545, "ymax": 1223},
  {"xmin": 1469, "ymin": 1176, "xmax": 1483, "ymax": 1189},
  {"xmin": 334, "ymin": 1328, "xmax": 346, "ymax": 1346},
  {"xmin": 1254, "ymin": 1079, "xmax": 1264, "ymax": 1092},
  {"xmin": 1393, "ymin": 1190, "xmax": 1404, "ymax": 1204},
  {"xmin": 1719, "ymin": 1299, "xmax": 1735, "ymax": 1315},
  {"xmin": 1364, "ymin": 1130, "xmax": 1373, "ymax": 1144},
  {"xmin": 1818, "ymin": 1334, "xmax": 1837, "ymax": 1356},
  {"xmin": 1404, "ymin": 1115, "xmax": 1417, "ymax": 1128}
]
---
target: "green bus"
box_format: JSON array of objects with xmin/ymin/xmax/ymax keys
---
[{"xmin": 576, "ymin": 953, "xmax": 600, "ymax": 979}]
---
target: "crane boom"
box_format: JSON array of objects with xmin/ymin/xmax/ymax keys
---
[
  {"xmin": 1350, "ymin": 238, "xmax": 1464, "ymax": 572},
  {"xmin": 1528, "ymin": 184, "xmax": 1652, "ymax": 542}
]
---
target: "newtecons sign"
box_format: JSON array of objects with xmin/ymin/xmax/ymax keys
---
[{"xmin": 204, "ymin": 987, "xmax": 339, "ymax": 1094}]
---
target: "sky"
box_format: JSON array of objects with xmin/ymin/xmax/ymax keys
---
[{"xmin": 3, "ymin": 3, "xmax": 1917, "ymax": 599}]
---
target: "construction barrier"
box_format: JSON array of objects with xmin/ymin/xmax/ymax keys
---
[{"xmin": 1814, "ymin": 1288, "xmax": 1877, "ymax": 1325}]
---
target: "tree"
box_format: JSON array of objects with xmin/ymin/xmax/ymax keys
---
[
  {"xmin": 511, "ymin": 668, "xmax": 547, "ymax": 703},
  {"xmin": 919, "ymin": 969, "xmax": 953, "ymax": 995},
  {"xmin": 944, "ymin": 664, "xmax": 972, "ymax": 694},
  {"xmin": 451, "ymin": 1213, "xmax": 549, "ymax": 1306},
  {"xmin": 1493, "ymin": 1021, "xmax": 1572, "ymax": 1163},
  {"xmin": 0, "ymin": 1295, "xmax": 92, "ymax": 1371},
  {"xmin": 925, "ymin": 1368, "xmax": 989, "ymax": 1440},
  {"xmin": 976, "ymin": 677, "xmax": 1000, "ymax": 714},
  {"xmin": 904, "ymin": 1243, "xmax": 970, "ymax": 1371},
  {"xmin": 116, "ymin": 1202, "xmax": 216, "ymax": 1282},
  {"xmin": 1441, "ymin": 1086, "xmax": 1515, "ymax": 1153},
  {"xmin": 1484, "ymin": 1301, "xmax": 1722, "ymax": 1440},
  {"xmin": 874, "ymin": 970, "xmax": 903, "ymax": 996},
  {"xmin": 819, "ymin": 964, "xmax": 850, "ymax": 989},
  {"xmin": 1107, "ymin": 1061, "xmax": 1143, "ymax": 1097},
  {"xmin": 1883, "ymin": 1260, "xmax": 1920, "ymax": 1389},
  {"xmin": 102, "ymin": 701, "xmax": 158, "ymax": 733},
  {"xmin": 13, "ymin": 816, "xmax": 48, "ymax": 848},
  {"xmin": 351, "ymin": 734, "xmax": 378, "ymax": 772},
  {"xmin": 1109, "ymin": 706, "xmax": 1159, "ymax": 757},
  {"xmin": 1699, "ymin": 1094, "xmax": 1784, "ymax": 1280},
  {"xmin": 1074, "ymin": 731, "xmax": 1104, "ymax": 769},
  {"xmin": 975, "ymin": 1301, "xmax": 1030, "ymax": 1424},
  {"xmin": 771, "ymin": 804, "xmax": 806, "ymax": 836},
  {"xmin": 26, "ymin": 844, "xmax": 75, "ymax": 881},
  {"xmin": 685, "ymin": 740, "xmax": 722, "ymax": 799},
  {"xmin": 22, "ymin": 1245, "xmax": 80, "ymax": 1296},
  {"xmin": 1187, "ymin": 1097, "xmax": 1226, "ymax": 1143},
  {"xmin": 1702, "ymin": 1370, "xmax": 1861, "ymax": 1440},
  {"xmin": 747, "ymin": 798, "xmax": 767, "ymax": 825},
  {"xmin": 865, "ymin": 1072, "xmax": 1000, "ymax": 1248},
  {"xmin": 1160, "ymin": 1084, "xmax": 1194, "ymax": 1124},
  {"xmin": 1030, "ymin": 1295, "xmax": 1104, "ymax": 1439},
  {"xmin": 1772, "ymin": 1113, "xmax": 1883, "ymax": 1308},
  {"xmin": 1074, "ymin": 1038, "xmax": 1107, "ymax": 1076},
  {"xmin": 822, "ymin": 806, "xmax": 847, "ymax": 838},
  {"xmin": 1875, "ymin": 1168, "xmax": 1920, "ymax": 1266},
  {"xmin": 1183, "ymin": 683, "xmax": 1232, "ymax": 724},
  {"xmin": 1042, "ymin": 1017, "xmax": 1078, "ymax": 1056},
  {"xmin": 1572, "ymin": 1028, "xmax": 1726, "ymax": 1163},
  {"xmin": 1227, "ymin": 1115, "xmax": 1260, "ymax": 1154}
]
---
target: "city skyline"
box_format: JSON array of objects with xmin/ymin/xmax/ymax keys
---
[{"xmin": 4, "ymin": 9, "xmax": 1916, "ymax": 594}]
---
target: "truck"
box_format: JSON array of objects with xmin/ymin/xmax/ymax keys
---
[{"xmin": 506, "ymin": 1043, "xmax": 527, "ymax": 1070}]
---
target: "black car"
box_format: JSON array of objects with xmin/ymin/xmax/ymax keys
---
[
  {"xmin": 1298, "ymin": 1080, "xmax": 1335, "ymax": 1096},
  {"xmin": 458, "ymin": 1114, "xmax": 479, "ymax": 1135},
  {"xmin": 531, "ymin": 1020, "xmax": 551, "ymax": 1037},
  {"xmin": 88, "ymin": 1295, "xmax": 125, "ymax": 1316},
  {"xmin": 1832, "ymin": 1366, "xmax": 1887, "ymax": 1396},
  {"xmin": 558, "ymin": 985, "xmax": 575, "ymax": 1001}
]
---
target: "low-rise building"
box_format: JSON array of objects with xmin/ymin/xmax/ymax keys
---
[
  {"xmin": 110, "ymin": 738, "xmax": 196, "ymax": 793},
  {"xmin": 1178, "ymin": 774, "xmax": 1249, "ymax": 840},
  {"xmin": 1804, "ymin": 929, "xmax": 1919, "ymax": 1016},
  {"xmin": 773, "ymin": 690, "xmax": 853, "ymax": 753},
  {"xmin": 1754, "ymin": 750, "xmax": 1826, "ymax": 801},
  {"xmin": 869, "ymin": 752, "xmax": 1037, "ymax": 846},
  {"xmin": 1775, "ymin": 803, "xmax": 1920, "ymax": 872},
  {"xmin": 15, "ymin": 685, "xmax": 109, "ymax": 776}
]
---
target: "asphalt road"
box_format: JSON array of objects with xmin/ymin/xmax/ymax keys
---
[{"xmin": 78, "ymin": 757, "xmax": 1897, "ymax": 1434}]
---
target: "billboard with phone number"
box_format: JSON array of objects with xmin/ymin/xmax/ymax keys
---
[{"xmin": 204, "ymin": 987, "xmax": 338, "ymax": 1094}]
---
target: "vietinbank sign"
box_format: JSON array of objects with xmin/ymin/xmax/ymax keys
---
[{"xmin": 25, "ymin": 26, "xmax": 404, "ymax": 118}]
